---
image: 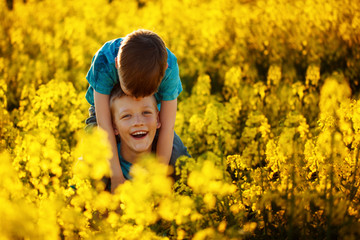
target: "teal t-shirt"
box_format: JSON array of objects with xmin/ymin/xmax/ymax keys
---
[
  {"xmin": 117, "ymin": 142, "xmax": 132, "ymax": 180},
  {"xmin": 85, "ymin": 38, "xmax": 183, "ymax": 109}
]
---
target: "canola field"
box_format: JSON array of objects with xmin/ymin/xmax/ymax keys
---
[{"xmin": 1, "ymin": 0, "xmax": 360, "ymax": 239}]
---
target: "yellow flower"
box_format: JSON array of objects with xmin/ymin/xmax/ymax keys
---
[
  {"xmin": 158, "ymin": 195, "xmax": 195, "ymax": 225},
  {"xmin": 73, "ymin": 128, "xmax": 111, "ymax": 180},
  {"xmin": 218, "ymin": 220, "xmax": 227, "ymax": 233},
  {"xmin": 188, "ymin": 160, "xmax": 236, "ymax": 195},
  {"xmin": 305, "ymin": 64, "xmax": 320, "ymax": 86},
  {"xmin": 193, "ymin": 228, "xmax": 215, "ymax": 240},
  {"xmin": 203, "ymin": 193, "xmax": 216, "ymax": 209},
  {"xmin": 267, "ymin": 65, "xmax": 282, "ymax": 86},
  {"xmin": 242, "ymin": 222, "xmax": 257, "ymax": 233}
]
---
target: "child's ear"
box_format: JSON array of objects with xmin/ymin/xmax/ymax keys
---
[
  {"xmin": 156, "ymin": 113, "xmax": 161, "ymax": 129},
  {"xmin": 113, "ymin": 123, "xmax": 119, "ymax": 135}
]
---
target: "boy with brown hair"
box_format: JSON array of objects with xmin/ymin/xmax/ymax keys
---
[
  {"xmin": 101, "ymin": 84, "xmax": 189, "ymax": 190},
  {"xmin": 85, "ymin": 29, "xmax": 185, "ymax": 192}
]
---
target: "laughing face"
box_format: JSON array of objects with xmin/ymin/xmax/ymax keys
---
[{"xmin": 112, "ymin": 95, "xmax": 161, "ymax": 157}]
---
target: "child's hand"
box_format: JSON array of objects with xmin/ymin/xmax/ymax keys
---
[{"xmin": 111, "ymin": 175, "xmax": 125, "ymax": 193}]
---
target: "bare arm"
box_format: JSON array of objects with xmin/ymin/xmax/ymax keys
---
[
  {"xmin": 94, "ymin": 90, "xmax": 125, "ymax": 192},
  {"xmin": 156, "ymin": 99, "xmax": 177, "ymax": 165}
]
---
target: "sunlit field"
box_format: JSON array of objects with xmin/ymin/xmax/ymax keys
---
[{"xmin": 1, "ymin": 0, "xmax": 360, "ymax": 239}]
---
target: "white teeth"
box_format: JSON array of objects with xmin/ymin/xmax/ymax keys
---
[{"xmin": 132, "ymin": 131, "xmax": 147, "ymax": 135}]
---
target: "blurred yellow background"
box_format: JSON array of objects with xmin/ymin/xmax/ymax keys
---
[{"xmin": 1, "ymin": 0, "xmax": 360, "ymax": 239}]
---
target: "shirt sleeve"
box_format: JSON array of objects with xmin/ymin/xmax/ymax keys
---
[
  {"xmin": 86, "ymin": 51, "xmax": 117, "ymax": 96},
  {"xmin": 157, "ymin": 55, "xmax": 183, "ymax": 101}
]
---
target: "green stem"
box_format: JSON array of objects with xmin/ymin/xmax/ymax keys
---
[
  {"xmin": 258, "ymin": 140, "xmax": 268, "ymax": 237},
  {"xmin": 326, "ymin": 130, "xmax": 335, "ymax": 239},
  {"xmin": 288, "ymin": 139, "xmax": 296, "ymax": 240},
  {"xmin": 350, "ymin": 147, "xmax": 359, "ymax": 201}
]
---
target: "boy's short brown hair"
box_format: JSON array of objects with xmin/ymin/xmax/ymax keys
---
[{"xmin": 117, "ymin": 29, "xmax": 168, "ymax": 98}]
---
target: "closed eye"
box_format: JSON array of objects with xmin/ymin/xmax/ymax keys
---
[
  {"xmin": 121, "ymin": 114, "xmax": 131, "ymax": 119},
  {"xmin": 143, "ymin": 111, "xmax": 153, "ymax": 115}
]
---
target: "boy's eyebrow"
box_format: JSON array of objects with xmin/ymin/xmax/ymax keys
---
[
  {"xmin": 144, "ymin": 104, "xmax": 158, "ymax": 111},
  {"xmin": 117, "ymin": 107, "xmax": 131, "ymax": 114},
  {"xmin": 143, "ymin": 104, "xmax": 156, "ymax": 109}
]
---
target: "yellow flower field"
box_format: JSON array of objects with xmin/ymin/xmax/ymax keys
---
[{"xmin": 1, "ymin": 0, "xmax": 360, "ymax": 239}]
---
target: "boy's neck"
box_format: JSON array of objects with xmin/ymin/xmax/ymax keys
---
[{"xmin": 120, "ymin": 145, "xmax": 152, "ymax": 164}]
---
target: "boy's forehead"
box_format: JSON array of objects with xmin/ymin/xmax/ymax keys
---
[{"xmin": 113, "ymin": 95, "xmax": 157, "ymax": 112}]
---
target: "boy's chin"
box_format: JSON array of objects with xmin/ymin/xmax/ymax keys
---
[
  {"xmin": 130, "ymin": 143, "xmax": 152, "ymax": 154},
  {"xmin": 129, "ymin": 134, "xmax": 155, "ymax": 153}
]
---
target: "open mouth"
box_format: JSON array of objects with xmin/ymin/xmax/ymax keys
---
[{"xmin": 131, "ymin": 131, "xmax": 148, "ymax": 139}]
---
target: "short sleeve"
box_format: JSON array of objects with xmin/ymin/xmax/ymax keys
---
[
  {"xmin": 156, "ymin": 53, "xmax": 183, "ymax": 102},
  {"xmin": 85, "ymin": 38, "xmax": 122, "ymax": 105},
  {"xmin": 86, "ymin": 52, "xmax": 117, "ymax": 96}
]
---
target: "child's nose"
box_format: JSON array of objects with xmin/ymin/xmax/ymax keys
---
[{"xmin": 132, "ymin": 114, "xmax": 144, "ymax": 126}]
